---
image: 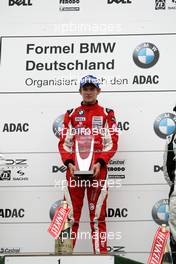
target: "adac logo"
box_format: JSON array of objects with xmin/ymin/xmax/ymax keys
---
[
  {"xmin": 53, "ymin": 114, "xmax": 64, "ymax": 138},
  {"xmin": 154, "ymin": 113, "xmax": 176, "ymax": 139},
  {"xmin": 106, "ymin": 208, "xmax": 128, "ymax": 218},
  {"xmin": 152, "ymin": 199, "xmax": 169, "ymax": 225},
  {"xmin": 0, "ymin": 208, "xmax": 25, "ymax": 218},
  {"xmin": 133, "ymin": 43, "xmax": 159, "ymax": 68}
]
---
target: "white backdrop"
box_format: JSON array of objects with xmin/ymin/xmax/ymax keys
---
[{"xmin": 0, "ymin": 0, "xmax": 176, "ymax": 263}]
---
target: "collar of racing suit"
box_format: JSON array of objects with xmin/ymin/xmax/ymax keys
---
[{"xmin": 81, "ymin": 100, "xmax": 99, "ymax": 110}]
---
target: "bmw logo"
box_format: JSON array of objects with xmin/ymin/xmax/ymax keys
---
[
  {"xmin": 78, "ymin": 110, "xmax": 84, "ymax": 115},
  {"xmin": 152, "ymin": 199, "xmax": 169, "ymax": 226},
  {"xmin": 154, "ymin": 113, "xmax": 176, "ymax": 139},
  {"xmin": 133, "ymin": 43, "xmax": 159, "ymax": 68},
  {"xmin": 53, "ymin": 114, "xmax": 64, "ymax": 138}
]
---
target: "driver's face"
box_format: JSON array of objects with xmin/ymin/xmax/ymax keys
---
[{"xmin": 80, "ymin": 84, "xmax": 100, "ymax": 104}]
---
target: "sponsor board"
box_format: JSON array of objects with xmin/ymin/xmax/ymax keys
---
[
  {"xmin": 0, "ymin": 34, "xmax": 176, "ymax": 93},
  {"xmin": 0, "ymin": 185, "xmax": 168, "ymax": 222},
  {"xmin": 0, "ymin": 92, "xmax": 175, "ymax": 153},
  {"xmin": 0, "ymin": 221, "xmax": 162, "ymax": 263}
]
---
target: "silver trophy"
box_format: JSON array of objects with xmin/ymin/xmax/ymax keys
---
[{"xmin": 74, "ymin": 135, "xmax": 94, "ymax": 178}]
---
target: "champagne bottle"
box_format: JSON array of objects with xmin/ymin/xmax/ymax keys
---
[
  {"xmin": 161, "ymin": 225, "xmax": 173, "ymax": 264},
  {"xmin": 55, "ymin": 201, "xmax": 73, "ymax": 254}
]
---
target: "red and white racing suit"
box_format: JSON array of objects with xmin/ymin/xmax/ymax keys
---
[{"xmin": 58, "ymin": 101, "xmax": 118, "ymax": 253}]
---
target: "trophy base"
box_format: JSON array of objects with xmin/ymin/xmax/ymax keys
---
[
  {"xmin": 55, "ymin": 228, "xmax": 73, "ymax": 254},
  {"xmin": 74, "ymin": 170, "xmax": 94, "ymax": 178},
  {"xmin": 55, "ymin": 238, "xmax": 73, "ymax": 254}
]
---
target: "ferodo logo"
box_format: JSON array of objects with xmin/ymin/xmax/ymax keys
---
[
  {"xmin": 106, "ymin": 208, "xmax": 128, "ymax": 217},
  {"xmin": 0, "ymin": 208, "xmax": 25, "ymax": 218},
  {"xmin": 2, "ymin": 123, "xmax": 29, "ymax": 132},
  {"xmin": 107, "ymin": 0, "xmax": 132, "ymax": 4},
  {"xmin": 60, "ymin": 0, "xmax": 80, "ymax": 3},
  {"xmin": 108, "ymin": 166, "xmax": 125, "ymax": 172},
  {"xmin": 9, "ymin": 0, "xmax": 32, "ymax": 6}
]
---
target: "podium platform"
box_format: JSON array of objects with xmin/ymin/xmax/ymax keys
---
[
  {"xmin": 4, "ymin": 255, "xmax": 114, "ymax": 264},
  {"xmin": 2, "ymin": 254, "xmax": 145, "ymax": 264}
]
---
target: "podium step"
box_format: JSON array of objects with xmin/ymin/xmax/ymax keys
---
[{"xmin": 4, "ymin": 255, "xmax": 114, "ymax": 264}]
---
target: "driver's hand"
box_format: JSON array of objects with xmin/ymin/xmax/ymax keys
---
[
  {"xmin": 92, "ymin": 162, "xmax": 101, "ymax": 178},
  {"xmin": 68, "ymin": 163, "xmax": 77, "ymax": 179}
]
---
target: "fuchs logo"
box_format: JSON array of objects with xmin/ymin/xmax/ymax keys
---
[
  {"xmin": 107, "ymin": 0, "xmax": 132, "ymax": 3},
  {"xmin": 133, "ymin": 43, "xmax": 159, "ymax": 68},
  {"xmin": 9, "ymin": 0, "xmax": 32, "ymax": 6},
  {"xmin": 153, "ymin": 113, "xmax": 176, "ymax": 139},
  {"xmin": 152, "ymin": 199, "xmax": 169, "ymax": 225},
  {"xmin": 0, "ymin": 170, "xmax": 11, "ymax": 180},
  {"xmin": 155, "ymin": 0, "xmax": 166, "ymax": 9}
]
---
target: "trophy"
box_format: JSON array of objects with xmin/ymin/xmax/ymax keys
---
[
  {"xmin": 74, "ymin": 134, "xmax": 94, "ymax": 178},
  {"xmin": 55, "ymin": 201, "xmax": 73, "ymax": 254}
]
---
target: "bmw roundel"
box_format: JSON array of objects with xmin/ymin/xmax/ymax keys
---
[
  {"xmin": 49, "ymin": 200, "xmax": 62, "ymax": 220},
  {"xmin": 53, "ymin": 114, "xmax": 64, "ymax": 138},
  {"xmin": 133, "ymin": 43, "xmax": 159, "ymax": 68},
  {"xmin": 154, "ymin": 113, "xmax": 176, "ymax": 139},
  {"xmin": 78, "ymin": 110, "xmax": 84, "ymax": 115},
  {"xmin": 152, "ymin": 199, "xmax": 169, "ymax": 226}
]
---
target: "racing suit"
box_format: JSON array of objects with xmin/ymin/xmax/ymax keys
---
[
  {"xmin": 163, "ymin": 132, "xmax": 176, "ymax": 262},
  {"xmin": 58, "ymin": 101, "xmax": 118, "ymax": 253}
]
